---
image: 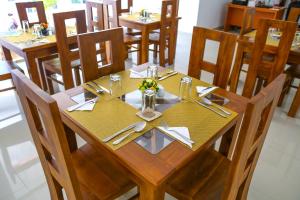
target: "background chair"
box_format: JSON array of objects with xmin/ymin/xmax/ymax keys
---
[
  {"xmin": 12, "ymin": 69, "xmax": 136, "ymax": 200},
  {"xmin": 167, "ymin": 74, "xmax": 286, "ymax": 200},
  {"xmin": 42, "ymin": 10, "xmax": 87, "ymax": 94},
  {"xmin": 230, "ymin": 19, "xmax": 297, "ymax": 98},
  {"xmin": 16, "ymin": 1, "xmax": 47, "ymax": 28},
  {"xmin": 150, "ymin": 0, "xmax": 178, "ymax": 67},
  {"xmin": 188, "ymin": 27, "xmax": 237, "ymax": 89},
  {"xmin": 78, "ymin": 28, "xmax": 125, "ymax": 82}
]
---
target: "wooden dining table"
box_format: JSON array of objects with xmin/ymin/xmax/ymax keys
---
[
  {"xmin": 0, "ymin": 31, "xmax": 60, "ymax": 88},
  {"xmin": 52, "ymin": 67, "xmax": 248, "ymax": 200},
  {"xmin": 119, "ymin": 13, "xmax": 161, "ymax": 65}
]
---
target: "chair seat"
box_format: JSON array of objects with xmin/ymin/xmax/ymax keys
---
[
  {"xmin": 0, "ymin": 61, "xmax": 22, "ymax": 81},
  {"xmin": 43, "ymin": 58, "xmax": 81, "ymax": 74},
  {"xmin": 124, "ymin": 34, "xmax": 141, "ymax": 45},
  {"xmin": 167, "ymin": 149, "xmax": 230, "ymax": 200},
  {"xmin": 286, "ymin": 64, "xmax": 300, "ymax": 79},
  {"xmin": 72, "ymin": 144, "xmax": 135, "ymax": 200}
]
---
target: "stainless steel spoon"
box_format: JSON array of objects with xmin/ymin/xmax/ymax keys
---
[{"xmin": 112, "ymin": 122, "xmax": 147, "ymax": 145}]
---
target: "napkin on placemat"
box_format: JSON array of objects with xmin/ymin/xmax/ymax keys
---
[
  {"xmin": 75, "ymin": 102, "xmax": 96, "ymax": 111},
  {"xmin": 196, "ymin": 86, "xmax": 218, "ymax": 97},
  {"xmin": 130, "ymin": 69, "xmax": 147, "ymax": 79},
  {"xmin": 158, "ymin": 126, "xmax": 192, "ymax": 148}
]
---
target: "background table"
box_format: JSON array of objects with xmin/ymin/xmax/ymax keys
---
[
  {"xmin": 52, "ymin": 70, "xmax": 248, "ymax": 200},
  {"xmin": 119, "ymin": 14, "xmax": 161, "ymax": 64},
  {"xmin": 0, "ymin": 32, "xmax": 58, "ymax": 88}
]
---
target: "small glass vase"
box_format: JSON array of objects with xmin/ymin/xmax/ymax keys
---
[{"xmin": 142, "ymin": 89, "xmax": 156, "ymax": 118}]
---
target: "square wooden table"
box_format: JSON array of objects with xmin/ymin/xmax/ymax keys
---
[
  {"xmin": 119, "ymin": 13, "xmax": 161, "ymax": 64},
  {"xmin": 0, "ymin": 31, "xmax": 59, "ymax": 88},
  {"xmin": 52, "ymin": 69, "xmax": 248, "ymax": 200}
]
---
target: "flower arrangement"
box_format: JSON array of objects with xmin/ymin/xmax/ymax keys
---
[
  {"xmin": 139, "ymin": 79, "xmax": 159, "ymax": 93},
  {"xmin": 40, "ymin": 23, "xmax": 49, "ymax": 36}
]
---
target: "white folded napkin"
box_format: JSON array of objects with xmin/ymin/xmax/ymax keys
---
[
  {"xmin": 158, "ymin": 126, "xmax": 192, "ymax": 148},
  {"xmin": 36, "ymin": 39, "xmax": 50, "ymax": 43},
  {"xmin": 196, "ymin": 86, "xmax": 218, "ymax": 97},
  {"xmin": 130, "ymin": 69, "xmax": 147, "ymax": 79},
  {"xmin": 75, "ymin": 102, "xmax": 96, "ymax": 111}
]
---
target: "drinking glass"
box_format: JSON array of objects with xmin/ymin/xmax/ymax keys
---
[
  {"xmin": 179, "ymin": 76, "xmax": 192, "ymax": 101},
  {"xmin": 142, "ymin": 89, "xmax": 156, "ymax": 118},
  {"xmin": 33, "ymin": 24, "xmax": 42, "ymax": 38},
  {"xmin": 147, "ymin": 65, "xmax": 158, "ymax": 80},
  {"xmin": 22, "ymin": 20, "xmax": 29, "ymax": 33},
  {"xmin": 110, "ymin": 74, "xmax": 122, "ymax": 97}
]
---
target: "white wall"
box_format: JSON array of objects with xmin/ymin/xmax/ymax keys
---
[{"xmin": 197, "ymin": 0, "xmax": 231, "ymax": 28}]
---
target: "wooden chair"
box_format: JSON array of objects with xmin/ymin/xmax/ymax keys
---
[
  {"xmin": 16, "ymin": 1, "xmax": 47, "ymax": 28},
  {"xmin": 78, "ymin": 28, "xmax": 125, "ymax": 82},
  {"xmin": 167, "ymin": 74, "xmax": 286, "ymax": 200},
  {"xmin": 150, "ymin": 0, "xmax": 178, "ymax": 67},
  {"xmin": 230, "ymin": 19, "xmax": 297, "ymax": 98},
  {"xmin": 11, "ymin": 69, "xmax": 136, "ymax": 200},
  {"xmin": 0, "ymin": 61, "xmax": 24, "ymax": 92},
  {"xmin": 287, "ymin": 7, "xmax": 300, "ymax": 22},
  {"xmin": 102, "ymin": 0, "xmax": 142, "ymax": 63},
  {"xmin": 188, "ymin": 27, "xmax": 237, "ymax": 89},
  {"xmin": 42, "ymin": 10, "xmax": 87, "ymax": 94},
  {"xmin": 86, "ymin": 0, "xmax": 104, "ymax": 32},
  {"xmin": 120, "ymin": 0, "xmax": 133, "ymax": 13},
  {"xmin": 240, "ymin": 7, "xmax": 255, "ymax": 36},
  {"xmin": 278, "ymin": 7, "xmax": 300, "ymax": 118}
]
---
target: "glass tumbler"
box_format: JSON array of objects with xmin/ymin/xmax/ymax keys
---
[
  {"xmin": 142, "ymin": 89, "xmax": 156, "ymax": 118},
  {"xmin": 147, "ymin": 65, "xmax": 158, "ymax": 80},
  {"xmin": 179, "ymin": 76, "xmax": 192, "ymax": 101},
  {"xmin": 22, "ymin": 20, "xmax": 29, "ymax": 33},
  {"xmin": 110, "ymin": 74, "xmax": 122, "ymax": 97}
]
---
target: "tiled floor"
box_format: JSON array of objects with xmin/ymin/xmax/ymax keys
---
[{"xmin": 0, "ymin": 31, "xmax": 299, "ymax": 200}]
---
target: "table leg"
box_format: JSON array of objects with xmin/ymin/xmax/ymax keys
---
[
  {"xmin": 139, "ymin": 182, "xmax": 165, "ymax": 200},
  {"xmin": 219, "ymin": 115, "xmax": 243, "ymax": 159},
  {"xmin": 1, "ymin": 46, "xmax": 13, "ymax": 61},
  {"xmin": 24, "ymin": 53, "xmax": 42, "ymax": 88},
  {"xmin": 141, "ymin": 28, "xmax": 150, "ymax": 64}
]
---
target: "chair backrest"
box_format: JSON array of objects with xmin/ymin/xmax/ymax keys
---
[
  {"xmin": 120, "ymin": 0, "xmax": 133, "ymax": 13},
  {"xmin": 240, "ymin": 7, "xmax": 255, "ymax": 36},
  {"xmin": 242, "ymin": 19, "xmax": 297, "ymax": 98},
  {"xmin": 16, "ymin": 1, "xmax": 47, "ymax": 28},
  {"xmin": 188, "ymin": 27, "xmax": 237, "ymax": 89},
  {"xmin": 86, "ymin": 0, "xmax": 105, "ymax": 32},
  {"xmin": 102, "ymin": 0, "xmax": 121, "ymax": 29},
  {"xmin": 11, "ymin": 70, "xmax": 83, "ymax": 200},
  {"xmin": 287, "ymin": 7, "xmax": 300, "ymax": 22},
  {"xmin": 222, "ymin": 74, "xmax": 286, "ymax": 200},
  {"xmin": 53, "ymin": 10, "xmax": 87, "ymax": 90},
  {"xmin": 78, "ymin": 27, "xmax": 125, "ymax": 82},
  {"xmin": 158, "ymin": 0, "xmax": 178, "ymax": 67}
]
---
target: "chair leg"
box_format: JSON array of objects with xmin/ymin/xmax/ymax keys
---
[
  {"xmin": 278, "ymin": 75, "xmax": 292, "ymax": 107},
  {"xmin": 254, "ymin": 77, "xmax": 264, "ymax": 95},
  {"xmin": 37, "ymin": 58, "xmax": 48, "ymax": 91},
  {"xmin": 288, "ymin": 84, "xmax": 300, "ymax": 118},
  {"xmin": 153, "ymin": 44, "xmax": 158, "ymax": 59},
  {"xmin": 137, "ymin": 44, "xmax": 142, "ymax": 65},
  {"xmin": 74, "ymin": 67, "xmax": 81, "ymax": 86},
  {"xmin": 45, "ymin": 70, "xmax": 55, "ymax": 95},
  {"xmin": 159, "ymin": 45, "xmax": 166, "ymax": 67}
]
